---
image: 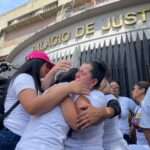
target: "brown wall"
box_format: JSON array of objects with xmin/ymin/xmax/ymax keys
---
[{"xmin": 4, "ymin": 16, "xmax": 55, "ymax": 47}]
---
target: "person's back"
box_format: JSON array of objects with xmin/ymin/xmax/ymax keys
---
[
  {"xmin": 16, "ymin": 102, "xmax": 69, "ymax": 150},
  {"xmin": 103, "ymin": 94, "xmax": 129, "ymax": 150},
  {"xmin": 65, "ymin": 90, "xmax": 106, "ymax": 150}
]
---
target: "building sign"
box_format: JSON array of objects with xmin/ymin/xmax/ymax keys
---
[
  {"xmin": 33, "ymin": 23, "xmax": 95, "ymax": 50},
  {"xmin": 32, "ymin": 8, "xmax": 150, "ymax": 50},
  {"xmin": 102, "ymin": 9, "xmax": 150, "ymax": 31}
]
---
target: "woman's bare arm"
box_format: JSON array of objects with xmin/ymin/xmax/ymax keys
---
[
  {"xmin": 19, "ymin": 81, "xmax": 89, "ymax": 115},
  {"xmin": 61, "ymin": 97, "xmax": 78, "ymax": 130},
  {"xmin": 61, "ymin": 95, "xmax": 90, "ymax": 130},
  {"xmin": 41, "ymin": 60, "xmax": 71, "ymax": 90}
]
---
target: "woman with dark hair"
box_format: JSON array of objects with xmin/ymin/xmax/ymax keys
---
[
  {"xmin": 15, "ymin": 61, "xmax": 108, "ymax": 150},
  {"xmin": 130, "ymin": 81, "xmax": 150, "ymax": 147},
  {"xmin": 0, "ymin": 50, "xmax": 89, "ymax": 150},
  {"xmin": 64, "ymin": 61, "xmax": 110, "ymax": 150},
  {"xmin": 55, "ymin": 68, "xmax": 79, "ymax": 84},
  {"xmin": 110, "ymin": 81, "xmax": 137, "ymax": 144},
  {"xmin": 99, "ymin": 79, "xmax": 129, "ymax": 150}
]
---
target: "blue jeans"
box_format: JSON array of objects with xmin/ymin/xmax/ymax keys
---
[{"xmin": 0, "ymin": 128, "xmax": 20, "ymax": 150}]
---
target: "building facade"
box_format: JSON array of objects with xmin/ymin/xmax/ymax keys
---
[
  {"xmin": 0, "ymin": 0, "xmax": 150, "ymax": 95},
  {"xmin": 0, "ymin": 0, "xmax": 97, "ymax": 60}
]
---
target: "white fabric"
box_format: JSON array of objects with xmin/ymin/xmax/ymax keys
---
[
  {"xmin": 105, "ymin": 94, "xmax": 116, "ymax": 101},
  {"xmin": 140, "ymin": 88, "xmax": 150, "ymax": 129},
  {"xmin": 16, "ymin": 82, "xmax": 70, "ymax": 150},
  {"xmin": 118, "ymin": 96, "xmax": 137, "ymax": 135},
  {"xmin": 16, "ymin": 90, "xmax": 106, "ymax": 150},
  {"xmin": 4, "ymin": 73, "xmax": 36, "ymax": 136},
  {"xmin": 16, "ymin": 106, "xmax": 69, "ymax": 150},
  {"xmin": 65, "ymin": 90, "xmax": 107, "ymax": 150},
  {"xmin": 129, "ymin": 144, "xmax": 150, "ymax": 150},
  {"xmin": 134, "ymin": 105, "xmax": 148, "ymax": 145},
  {"xmin": 103, "ymin": 94, "xmax": 129, "ymax": 150},
  {"xmin": 136, "ymin": 131, "xmax": 148, "ymax": 145},
  {"xmin": 104, "ymin": 139, "xmax": 129, "ymax": 150}
]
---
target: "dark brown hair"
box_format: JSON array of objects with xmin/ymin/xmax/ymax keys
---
[{"xmin": 135, "ymin": 81, "xmax": 150, "ymax": 94}]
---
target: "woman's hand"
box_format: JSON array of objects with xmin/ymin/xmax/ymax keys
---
[
  {"xmin": 69, "ymin": 80, "xmax": 90, "ymax": 95},
  {"xmin": 51, "ymin": 60, "xmax": 71, "ymax": 73},
  {"xmin": 76, "ymin": 106, "xmax": 114, "ymax": 129},
  {"xmin": 42, "ymin": 60, "xmax": 71, "ymax": 90}
]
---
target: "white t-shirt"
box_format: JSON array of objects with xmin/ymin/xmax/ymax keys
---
[
  {"xmin": 103, "ymin": 94, "xmax": 129, "ymax": 150},
  {"xmin": 16, "ymin": 82, "xmax": 71, "ymax": 150},
  {"xmin": 118, "ymin": 96, "xmax": 137, "ymax": 135},
  {"xmin": 140, "ymin": 87, "xmax": 150, "ymax": 129},
  {"xmin": 65, "ymin": 90, "xmax": 107, "ymax": 150},
  {"xmin": 4, "ymin": 73, "xmax": 36, "ymax": 136},
  {"xmin": 129, "ymin": 144, "xmax": 150, "ymax": 150},
  {"xmin": 134, "ymin": 105, "xmax": 148, "ymax": 145},
  {"xmin": 16, "ymin": 106, "xmax": 69, "ymax": 150}
]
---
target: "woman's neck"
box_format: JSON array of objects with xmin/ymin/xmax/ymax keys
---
[{"xmin": 137, "ymin": 95, "xmax": 145, "ymax": 103}]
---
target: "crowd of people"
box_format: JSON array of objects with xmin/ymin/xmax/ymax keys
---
[{"xmin": 0, "ymin": 50, "xmax": 150, "ymax": 150}]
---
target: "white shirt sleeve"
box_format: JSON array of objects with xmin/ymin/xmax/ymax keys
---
[
  {"xmin": 86, "ymin": 90, "xmax": 107, "ymax": 107},
  {"xmin": 127, "ymin": 97, "xmax": 137, "ymax": 113},
  {"xmin": 105, "ymin": 94, "xmax": 117, "ymax": 103},
  {"xmin": 13, "ymin": 73, "xmax": 36, "ymax": 96}
]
